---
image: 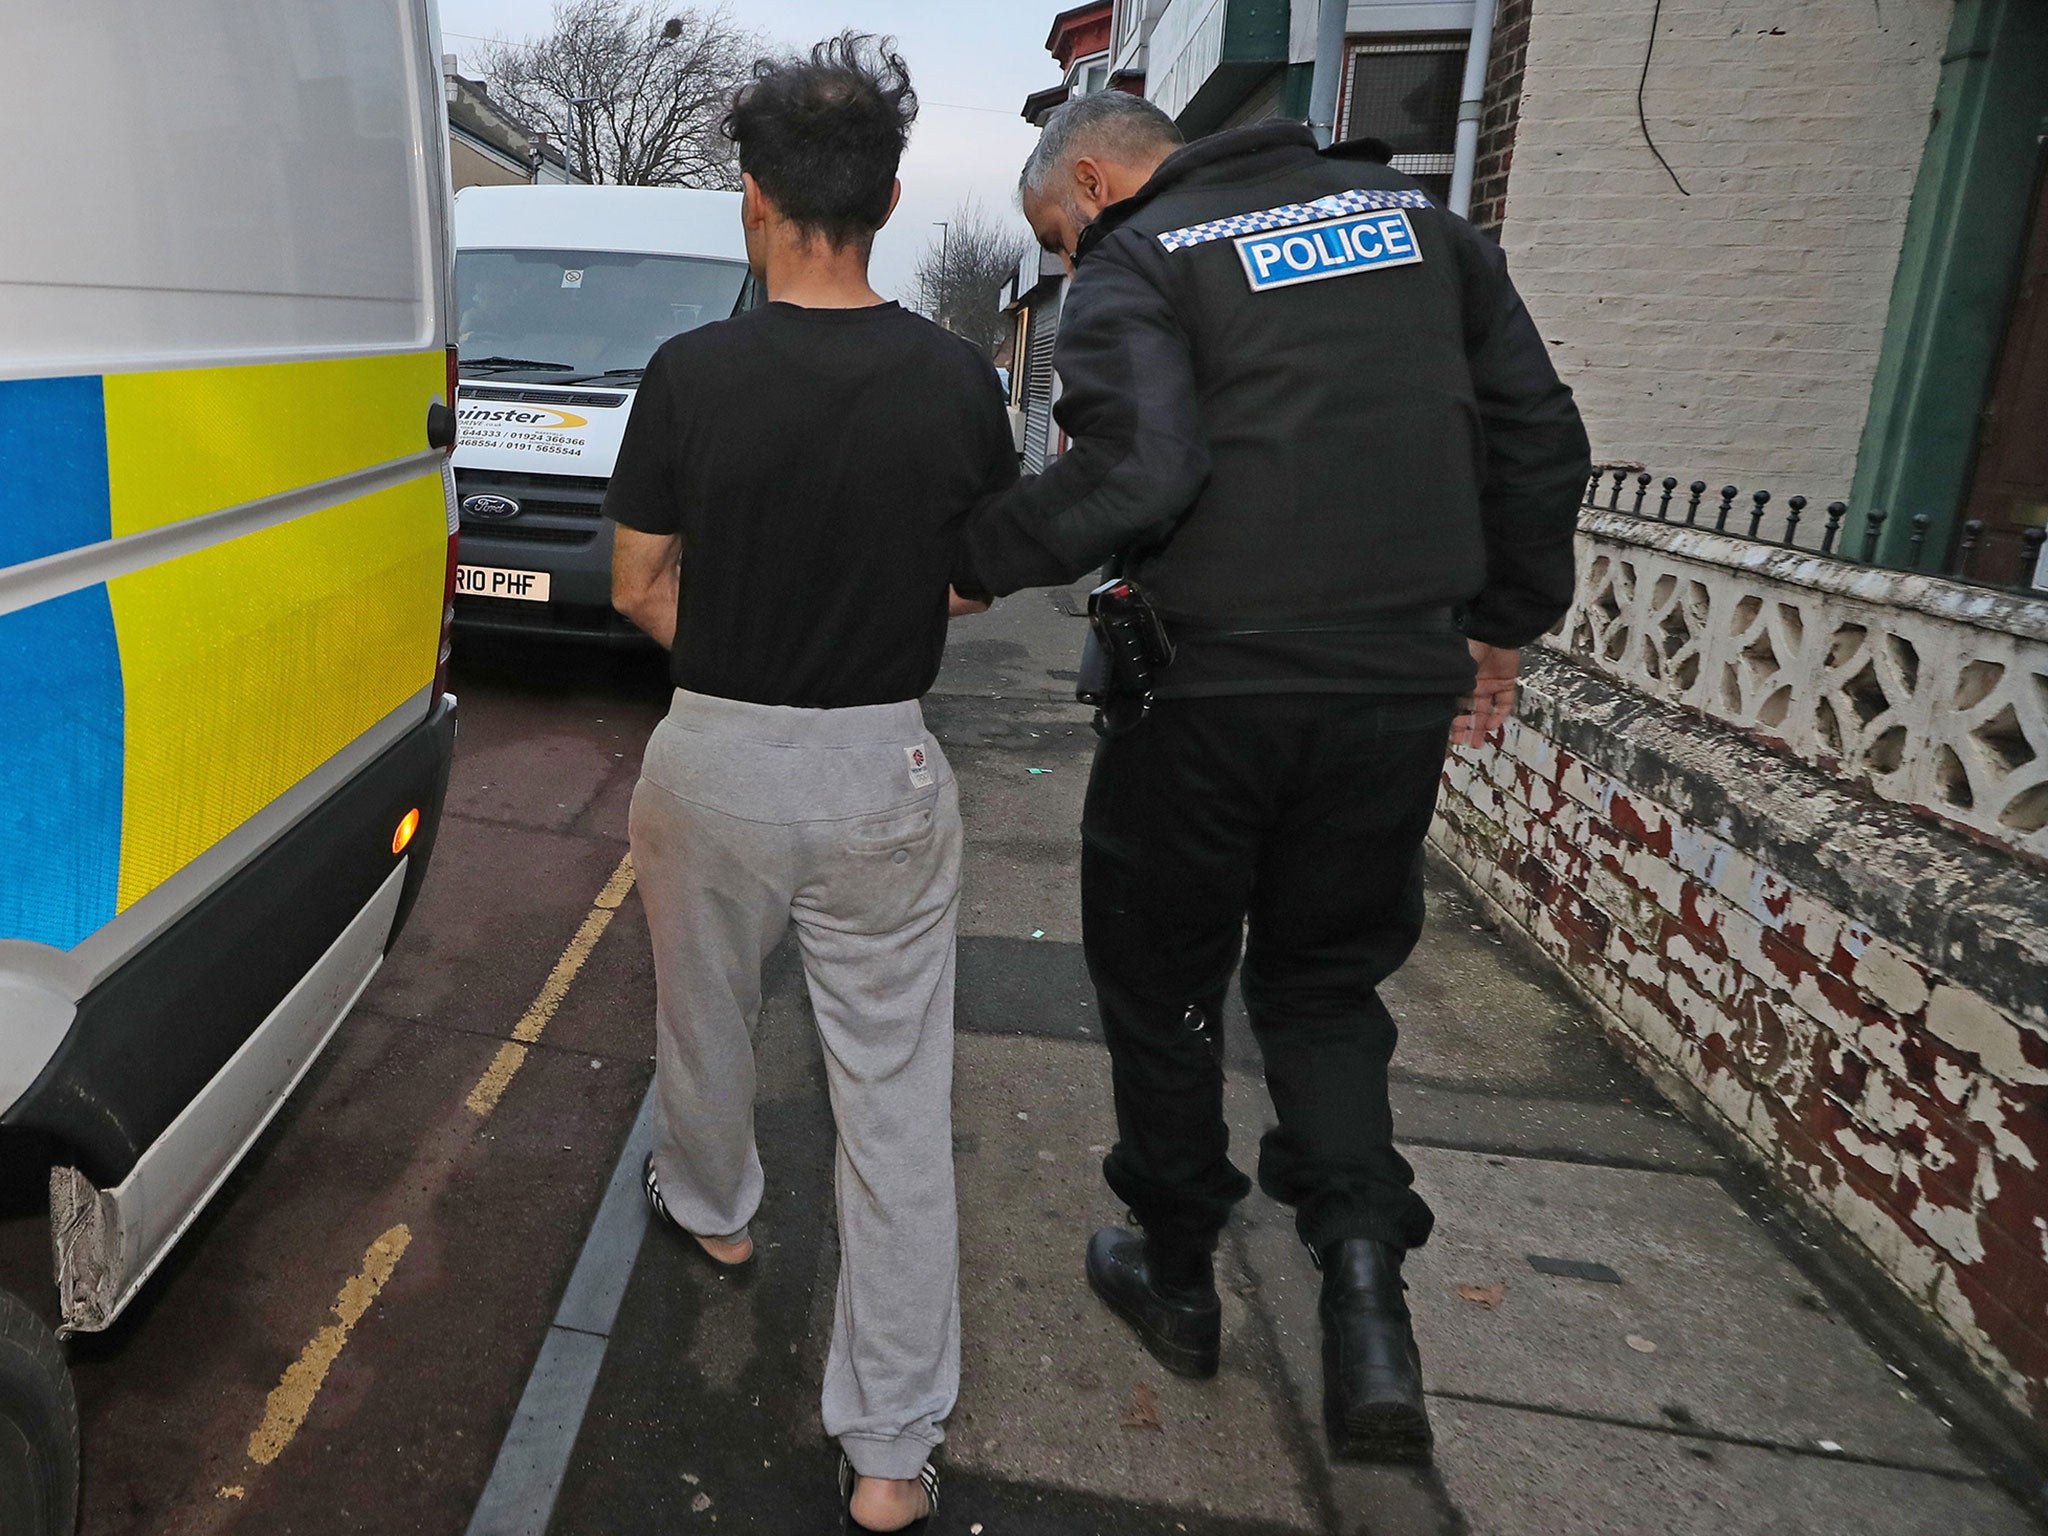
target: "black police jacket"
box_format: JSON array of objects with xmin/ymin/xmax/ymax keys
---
[{"xmin": 955, "ymin": 122, "xmax": 1593, "ymax": 697}]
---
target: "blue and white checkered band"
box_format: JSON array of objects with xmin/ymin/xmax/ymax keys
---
[{"xmin": 1155, "ymin": 188, "xmax": 1432, "ymax": 253}]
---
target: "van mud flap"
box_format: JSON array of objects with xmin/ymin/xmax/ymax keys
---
[{"xmin": 49, "ymin": 1166, "xmax": 121, "ymax": 1336}]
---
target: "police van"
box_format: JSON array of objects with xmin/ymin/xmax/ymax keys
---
[
  {"xmin": 451, "ymin": 185, "xmax": 759, "ymax": 640},
  {"xmin": 0, "ymin": 4, "xmax": 460, "ymax": 1528}
]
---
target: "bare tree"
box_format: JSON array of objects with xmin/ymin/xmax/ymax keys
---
[
  {"xmin": 912, "ymin": 201, "xmax": 1033, "ymax": 359},
  {"xmin": 478, "ymin": 2, "xmax": 758, "ymax": 188}
]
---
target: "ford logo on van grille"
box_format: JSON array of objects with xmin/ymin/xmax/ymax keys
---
[{"xmin": 462, "ymin": 494, "xmax": 521, "ymax": 520}]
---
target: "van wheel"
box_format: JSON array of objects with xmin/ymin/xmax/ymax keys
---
[{"xmin": 0, "ymin": 1289, "xmax": 78, "ymax": 1535}]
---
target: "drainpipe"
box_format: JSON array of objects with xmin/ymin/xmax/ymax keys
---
[
  {"xmin": 1447, "ymin": 0, "xmax": 1500, "ymax": 219},
  {"xmin": 1306, "ymin": 0, "xmax": 1350, "ymax": 148}
]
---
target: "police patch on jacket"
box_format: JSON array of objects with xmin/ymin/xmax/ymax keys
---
[
  {"xmin": 1156, "ymin": 187, "xmax": 1429, "ymax": 294},
  {"xmin": 1237, "ymin": 210, "xmax": 1421, "ymax": 292}
]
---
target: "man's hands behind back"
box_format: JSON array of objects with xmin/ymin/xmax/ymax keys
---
[{"xmin": 1453, "ymin": 641, "xmax": 1520, "ymax": 749}]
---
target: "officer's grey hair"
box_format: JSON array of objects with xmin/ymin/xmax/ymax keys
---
[{"xmin": 1019, "ymin": 91, "xmax": 1184, "ymax": 203}]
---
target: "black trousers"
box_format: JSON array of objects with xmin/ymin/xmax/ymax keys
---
[{"xmin": 1081, "ymin": 692, "xmax": 1455, "ymax": 1259}]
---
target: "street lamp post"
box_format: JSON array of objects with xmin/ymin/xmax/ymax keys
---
[{"xmin": 933, "ymin": 220, "xmax": 950, "ymax": 330}]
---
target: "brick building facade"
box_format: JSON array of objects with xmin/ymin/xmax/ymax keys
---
[
  {"xmin": 1466, "ymin": 0, "xmax": 1530, "ymax": 235},
  {"xmin": 1494, "ymin": 0, "xmax": 1951, "ymax": 501}
]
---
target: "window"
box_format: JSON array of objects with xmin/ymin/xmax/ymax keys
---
[
  {"xmin": 1114, "ymin": 0, "xmax": 1161, "ymax": 54},
  {"xmin": 456, "ymin": 249, "xmax": 751, "ymax": 378},
  {"xmin": 1070, "ymin": 53, "xmax": 1110, "ymax": 97},
  {"xmin": 1342, "ymin": 37, "xmax": 1467, "ymax": 204}
]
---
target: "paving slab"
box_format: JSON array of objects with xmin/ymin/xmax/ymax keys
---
[
  {"xmin": 934, "ymin": 585, "xmax": 1093, "ymax": 703},
  {"xmin": 1226, "ymin": 1113, "xmax": 1987, "ymax": 1489},
  {"xmin": 1387, "ymin": 1083, "xmax": 1725, "ymax": 1175},
  {"xmin": 942, "ymin": 717, "xmax": 1092, "ymax": 944},
  {"xmin": 952, "ymin": 1033, "xmax": 1319, "ymax": 1532},
  {"xmin": 947, "ymin": 734, "xmax": 1093, "ymax": 829},
  {"xmin": 961, "ymin": 831, "xmax": 1088, "ymax": 944},
  {"xmin": 957, "ymin": 936, "xmax": 1101, "ymax": 1046},
  {"xmin": 1428, "ymin": 1397, "xmax": 2034, "ymax": 1536},
  {"xmin": 546, "ymin": 1098, "xmax": 840, "ymax": 1536},
  {"xmin": 1400, "ymin": 1147, "xmax": 1975, "ymax": 1472},
  {"xmin": 1227, "ymin": 1169, "xmax": 2024, "ymax": 1534},
  {"xmin": 1210, "ymin": 866, "xmax": 1629, "ymax": 1105},
  {"xmin": 957, "ymin": 933, "xmax": 1715, "ymax": 1174},
  {"xmin": 1381, "ymin": 954, "xmax": 1632, "ymax": 1100},
  {"xmin": 924, "ymin": 694, "xmax": 1098, "ymax": 745},
  {"xmin": 932, "ymin": 617, "xmax": 1091, "ymax": 953}
]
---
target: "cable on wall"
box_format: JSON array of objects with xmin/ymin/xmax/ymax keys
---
[{"xmin": 1636, "ymin": 0, "xmax": 1691, "ymax": 196}]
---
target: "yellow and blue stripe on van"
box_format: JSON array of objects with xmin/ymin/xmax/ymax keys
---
[{"xmin": 0, "ymin": 353, "xmax": 448, "ymax": 951}]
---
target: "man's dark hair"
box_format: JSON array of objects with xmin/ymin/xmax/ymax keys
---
[{"xmin": 722, "ymin": 32, "xmax": 918, "ymax": 250}]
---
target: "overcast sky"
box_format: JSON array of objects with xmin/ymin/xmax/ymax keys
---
[{"xmin": 435, "ymin": 1, "xmax": 1056, "ymax": 301}]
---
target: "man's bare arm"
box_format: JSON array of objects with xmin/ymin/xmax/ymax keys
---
[{"xmin": 612, "ymin": 526, "xmax": 682, "ymax": 649}]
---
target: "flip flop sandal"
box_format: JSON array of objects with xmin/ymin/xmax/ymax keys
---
[
  {"xmin": 641, "ymin": 1152, "xmax": 754, "ymax": 1270},
  {"xmin": 838, "ymin": 1454, "xmax": 938, "ymax": 1535}
]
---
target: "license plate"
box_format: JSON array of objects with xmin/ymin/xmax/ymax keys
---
[{"xmin": 456, "ymin": 565, "xmax": 551, "ymax": 602}]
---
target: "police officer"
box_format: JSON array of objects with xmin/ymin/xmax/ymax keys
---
[{"xmin": 952, "ymin": 92, "xmax": 1591, "ymax": 1465}]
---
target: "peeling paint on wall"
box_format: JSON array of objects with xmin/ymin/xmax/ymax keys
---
[{"xmin": 1433, "ymin": 653, "xmax": 2048, "ymax": 1422}]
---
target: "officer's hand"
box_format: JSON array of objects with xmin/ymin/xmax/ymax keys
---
[
  {"xmin": 1453, "ymin": 642, "xmax": 1520, "ymax": 748},
  {"xmin": 949, "ymin": 586, "xmax": 993, "ymax": 618}
]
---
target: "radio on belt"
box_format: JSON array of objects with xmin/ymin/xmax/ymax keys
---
[{"xmin": 1078, "ymin": 577, "xmax": 1175, "ymax": 737}]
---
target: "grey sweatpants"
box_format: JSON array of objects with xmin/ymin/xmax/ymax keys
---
[{"xmin": 628, "ymin": 690, "xmax": 962, "ymax": 1480}]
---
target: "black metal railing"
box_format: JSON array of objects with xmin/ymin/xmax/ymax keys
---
[{"xmin": 1581, "ymin": 466, "xmax": 2048, "ymax": 595}]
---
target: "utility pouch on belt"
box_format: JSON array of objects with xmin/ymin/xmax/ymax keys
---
[{"xmin": 1078, "ymin": 577, "xmax": 1175, "ymax": 737}]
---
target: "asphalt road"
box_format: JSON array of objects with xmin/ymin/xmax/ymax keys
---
[{"xmin": 14, "ymin": 633, "xmax": 675, "ymax": 1536}]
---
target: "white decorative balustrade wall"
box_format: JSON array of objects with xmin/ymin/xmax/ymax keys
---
[{"xmin": 1548, "ymin": 509, "xmax": 2048, "ymax": 863}]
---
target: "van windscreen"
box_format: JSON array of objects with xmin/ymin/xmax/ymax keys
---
[{"xmin": 457, "ymin": 248, "xmax": 750, "ymax": 379}]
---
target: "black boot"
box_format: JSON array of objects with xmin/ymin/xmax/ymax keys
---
[
  {"xmin": 1085, "ymin": 1227, "xmax": 1221, "ymax": 1379},
  {"xmin": 1319, "ymin": 1238, "xmax": 1432, "ymax": 1464}
]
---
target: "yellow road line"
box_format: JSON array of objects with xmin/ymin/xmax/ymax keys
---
[
  {"xmin": 247, "ymin": 1224, "xmax": 412, "ymax": 1466},
  {"xmin": 465, "ymin": 853, "xmax": 636, "ymax": 1118}
]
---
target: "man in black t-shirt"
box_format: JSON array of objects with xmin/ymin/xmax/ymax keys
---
[{"xmin": 606, "ymin": 35, "xmax": 1013, "ymax": 1535}]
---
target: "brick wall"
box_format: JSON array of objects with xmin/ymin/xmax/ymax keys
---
[
  {"xmin": 1468, "ymin": 0, "xmax": 1533, "ymax": 236},
  {"xmin": 1499, "ymin": 0, "xmax": 1952, "ymax": 494},
  {"xmin": 1434, "ymin": 647, "xmax": 2048, "ymax": 1425}
]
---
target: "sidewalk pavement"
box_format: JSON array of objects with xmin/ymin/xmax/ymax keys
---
[{"xmin": 503, "ymin": 590, "xmax": 2038, "ymax": 1536}]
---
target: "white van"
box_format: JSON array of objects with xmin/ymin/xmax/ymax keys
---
[
  {"xmin": 450, "ymin": 185, "xmax": 760, "ymax": 640},
  {"xmin": 0, "ymin": 5, "xmax": 459, "ymax": 1529}
]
